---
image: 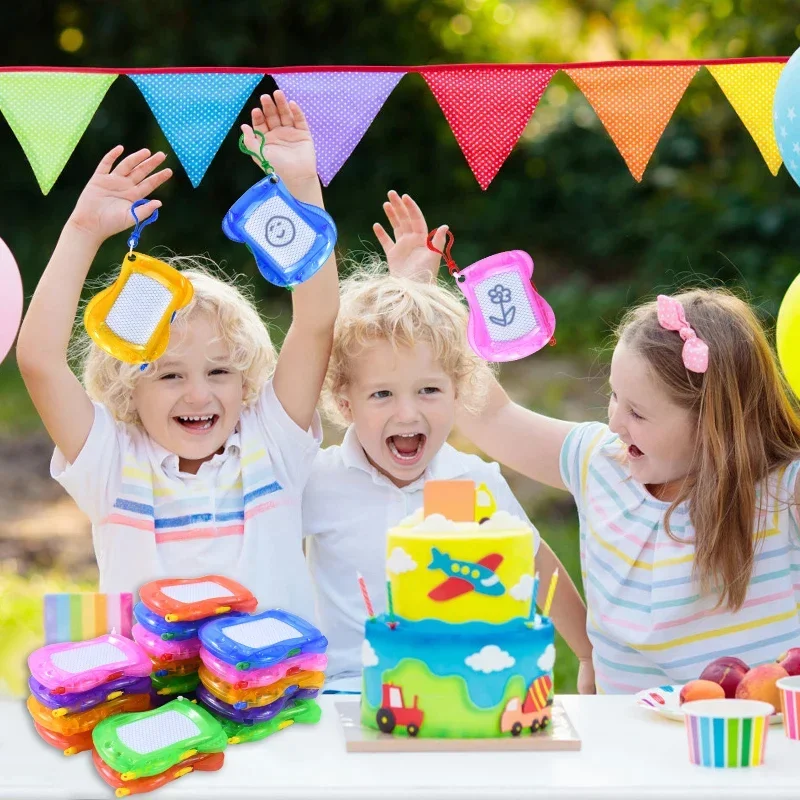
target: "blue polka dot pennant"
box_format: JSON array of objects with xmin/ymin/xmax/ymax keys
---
[{"xmin": 130, "ymin": 72, "xmax": 264, "ymax": 187}]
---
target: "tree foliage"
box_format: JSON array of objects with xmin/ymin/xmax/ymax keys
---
[{"xmin": 2, "ymin": 0, "xmax": 799, "ymax": 351}]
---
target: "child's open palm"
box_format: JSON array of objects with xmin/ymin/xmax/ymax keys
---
[
  {"xmin": 241, "ymin": 90, "xmax": 317, "ymax": 185},
  {"xmin": 69, "ymin": 147, "xmax": 171, "ymax": 245},
  {"xmin": 374, "ymin": 191, "xmax": 448, "ymax": 282}
]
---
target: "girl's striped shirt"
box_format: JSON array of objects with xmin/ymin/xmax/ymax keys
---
[{"xmin": 560, "ymin": 421, "xmax": 800, "ymax": 694}]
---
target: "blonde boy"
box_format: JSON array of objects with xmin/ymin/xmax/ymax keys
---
[{"xmin": 303, "ymin": 193, "xmax": 593, "ymax": 692}]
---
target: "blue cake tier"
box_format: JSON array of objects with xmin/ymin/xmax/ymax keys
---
[{"xmin": 361, "ymin": 615, "xmax": 555, "ymax": 739}]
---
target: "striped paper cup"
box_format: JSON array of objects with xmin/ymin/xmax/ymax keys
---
[
  {"xmin": 777, "ymin": 675, "xmax": 800, "ymax": 740},
  {"xmin": 682, "ymin": 699, "xmax": 773, "ymax": 767}
]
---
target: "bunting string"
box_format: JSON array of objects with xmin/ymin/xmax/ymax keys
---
[{"xmin": 0, "ymin": 58, "xmax": 789, "ymax": 194}]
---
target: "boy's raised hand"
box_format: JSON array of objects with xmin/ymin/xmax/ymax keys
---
[
  {"xmin": 68, "ymin": 147, "xmax": 171, "ymax": 246},
  {"xmin": 373, "ymin": 190, "xmax": 448, "ymax": 282},
  {"xmin": 241, "ymin": 90, "xmax": 318, "ymax": 187}
]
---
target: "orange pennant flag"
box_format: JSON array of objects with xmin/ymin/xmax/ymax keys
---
[
  {"xmin": 707, "ymin": 62, "xmax": 784, "ymax": 176},
  {"xmin": 565, "ymin": 65, "xmax": 699, "ymax": 181}
]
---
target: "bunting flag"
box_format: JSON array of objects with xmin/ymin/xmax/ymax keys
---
[
  {"xmin": 421, "ymin": 66, "xmax": 557, "ymax": 189},
  {"xmin": 565, "ymin": 65, "xmax": 699, "ymax": 181},
  {"xmin": 272, "ymin": 70, "xmax": 405, "ymax": 186},
  {"xmin": 708, "ymin": 62, "xmax": 784, "ymax": 175},
  {"xmin": 0, "ymin": 71, "xmax": 116, "ymax": 194},
  {"xmin": 0, "ymin": 61, "xmax": 791, "ymax": 193},
  {"xmin": 130, "ymin": 72, "xmax": 264, "ymax": 187}
]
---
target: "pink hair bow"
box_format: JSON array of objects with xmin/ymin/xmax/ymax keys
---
[{"xmin": 656, "ymin": 295, "xmax": 709, "ymax": 374}]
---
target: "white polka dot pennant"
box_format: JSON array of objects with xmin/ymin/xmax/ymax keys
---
[
  {"xmin": 129, "ymin": 71, "xmax": 265, "ymax": 187},
  {"xmin": 565, "ymin": 65, "xmax": 699, "ymax": 182},
  {"xmin": 421, "ymin": 66, "xmax": 557, "ymax": 190},
  {"xmin": 708, "ymin": 62, "xmax": 784, "ymax": 176},
  {"xmin": 273, "ymin": 70, "xmax": 405, "ymax": 186},
  {"xmin": 0, "ymin": 71, "xmax": 117, "ymax": 194}
]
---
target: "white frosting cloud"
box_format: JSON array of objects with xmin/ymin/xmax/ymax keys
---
[
  {"xmin": 480, "ymin": 510, "xmax": 530, "ymax": 531},
  {"xmin": 399, "ymin": 508, "xmax": 424, "ymax": 526},
  {"xmin": 362, "ymin": 639, "xmax": 378, "ymax": 668},
  {"xmin": 510, "ymin": 574, "xmax": 535, "ymax": 602},
  {"xmin": 465, "ymin": 645, "xmax": 516, "ymax": 674},
  {"xmin": 537, "ymin": 643, "xmax": 556, "ymax": 673},
  {"xmin": 415, "ymin": 513, "xmax": 458, "ymax": 532},
  {"xmin": 386, "ymin": 546, "xmax": 417, "ymax": 575}
]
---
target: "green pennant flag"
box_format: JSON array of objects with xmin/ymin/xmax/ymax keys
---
[{"xmin": 0, "ymin": 71, "xmax": 117, "ymax": 194}]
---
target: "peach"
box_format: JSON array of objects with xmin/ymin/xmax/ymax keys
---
[
  {"xmin": 699, "ymin": 657, "xmax": 750, "ymax": 699},
  {"xmin": 777, "ymin": 647, "xmax": 800, "ymax": 677},
  {"xmin": 734, "ymin": 663, "xmax": 788, "ymax": 710},
  {"xmin": 679, "ymin": 679, "xmax": 726, "ymax": 705}
]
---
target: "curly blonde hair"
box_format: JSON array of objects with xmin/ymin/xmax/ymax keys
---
[
  {"xmin": 73, "ymin": 255, "xmax": 277, "ymax": 425},
  {"xmin": 322, "ymin": 261, "xmax": 495, "ymax": 427}
]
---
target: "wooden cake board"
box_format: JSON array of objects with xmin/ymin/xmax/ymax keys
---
[{"xmin": 336, "ymin": 699, "xmax": 582, "ymax": 753}]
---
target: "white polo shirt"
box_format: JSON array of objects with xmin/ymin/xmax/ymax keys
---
[
  {"xmin": 51, "ymin": 380, "xmax": 321, "ymax": 622},
  {"xmin": 303, "ymin": 426, "xmax": 540, "ymax": 689}
]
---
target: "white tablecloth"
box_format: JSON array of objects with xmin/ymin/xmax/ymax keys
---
[{"xmin": 2, "ymin": 694, "xmax": 799, "ymax": 799}]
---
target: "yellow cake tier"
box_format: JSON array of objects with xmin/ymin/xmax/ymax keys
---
[{"xmin": 386, "ymin": 510, "xmax": 535, "ymax": 624}]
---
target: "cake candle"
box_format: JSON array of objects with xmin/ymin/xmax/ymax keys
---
[
  {"xmin": 386, "ymin": 579, "xmax": 394, "ymax": 617},
  {"xmin": 528, "ymin": 572, "xmax": 540, "ymax": 622},
  {"xmin": 356, "ymin": 572, "xmax": 375, "ymax": 619},
  {"xmin": 386, "ymin": 580, "xmax": 399, "ymax": 629},
  {"xmin": 542, "ymin": 568, "xmax": 559, "ymax": 618}
]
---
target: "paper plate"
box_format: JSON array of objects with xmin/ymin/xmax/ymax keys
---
[{"xmin": 635, "ymin": 684, "xmax": 783, "ymax": 725}]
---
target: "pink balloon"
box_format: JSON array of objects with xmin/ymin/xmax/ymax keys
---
[{"xmin": 0, "ymin": 237, "xmax": 23, "ymax": 365}]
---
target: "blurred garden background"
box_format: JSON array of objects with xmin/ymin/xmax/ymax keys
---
[{"xmin": 2, "ymin": 0, "xmax": 800, "ymax": 698}]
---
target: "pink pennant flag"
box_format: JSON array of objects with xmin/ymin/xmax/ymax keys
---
[
  {"xmin": 272, "ymin": 70, "xmax": 405, "ymax": 185},
  {"xmin": 421, "ymin": 65, "xmax": 557, "ymax": 189}
]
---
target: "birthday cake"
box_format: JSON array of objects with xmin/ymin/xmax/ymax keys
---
[{"xmin": 361, "ymin": 480, "xmax": 555, "ymax": 739}]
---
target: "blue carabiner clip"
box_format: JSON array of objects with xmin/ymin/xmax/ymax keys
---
[{"xmin": 127, "ymin": 199, "xmax": 159, "ymax": 252}]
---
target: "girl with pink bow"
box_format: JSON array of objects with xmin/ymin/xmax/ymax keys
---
[{"xmin": 457, "ymin": 287, "xmax": 800, "ymax": 695}]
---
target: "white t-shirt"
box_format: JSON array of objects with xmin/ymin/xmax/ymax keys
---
[
  {"xmin": 303, "ymin": 425, "xmax": 540, "ymax": 689},
  {"xmin": 52, "ymin": 380, "xmax": 321, "ymax": 622}
]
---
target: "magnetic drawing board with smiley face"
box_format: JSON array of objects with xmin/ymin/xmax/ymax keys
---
[{"xmin": 222, "ymin": 175, "xmax": 337, "ymax": 287}]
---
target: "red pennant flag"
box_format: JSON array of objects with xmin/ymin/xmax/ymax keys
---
[
  {"xmin": 565, "ymin": 65, "xmax": 699, "ymax": 181},
  {"xmin": 421, "ymin": 66, "xmax": 557, "ymax": 189}
]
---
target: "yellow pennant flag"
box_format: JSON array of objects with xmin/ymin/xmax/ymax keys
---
[
  {"xmin": 0, "ymin": 71, "xmax": 117, "ymax": 194},
  {"xmin": 707, "ymin": 62, "xmax": 784, "ymax": 176}
]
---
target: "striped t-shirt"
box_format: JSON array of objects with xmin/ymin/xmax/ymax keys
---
[
  {"xmin": 560, "ymin": 421, "xmax": 800, "ymax": 694},
  {"xmin": 51, "ymin": 380, "xmax": 321, "ymax": 622}
]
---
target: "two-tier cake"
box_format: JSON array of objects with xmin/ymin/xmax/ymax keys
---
[{"xmin": 361, "ymin": 480, "xmax": 555, "ymax": 739}]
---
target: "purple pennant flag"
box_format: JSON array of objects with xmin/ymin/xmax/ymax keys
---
[{"xmin": 272, "ymin": 71, "xmax": 405, "ymax": 185}]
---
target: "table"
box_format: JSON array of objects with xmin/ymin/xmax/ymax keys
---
[{"xmin": 2, "ymin": 694, "xmax": 799, "ymax": 799}]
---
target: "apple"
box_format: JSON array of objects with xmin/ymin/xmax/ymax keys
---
[
  {"xmin": 777, "ymin": 647, "xmax": 800, "ymax": 677},
  {"xmin": 698, "ymin": 656, "xmax": 750, "ymax": 699}
]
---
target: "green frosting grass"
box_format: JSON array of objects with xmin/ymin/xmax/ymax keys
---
[{"xmin": 361, "ymin": 658, "xmax": 527, "ymax": 738}]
